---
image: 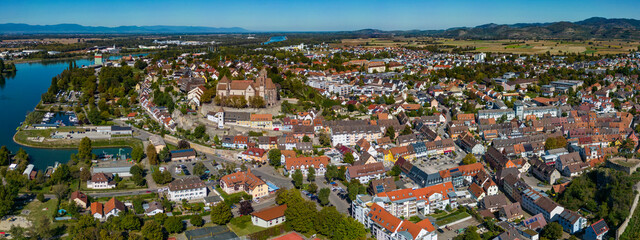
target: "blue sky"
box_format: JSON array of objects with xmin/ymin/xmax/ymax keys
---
[{"xmin": 1, "ymin": 0, "xmax": 639, "ymax": 31}]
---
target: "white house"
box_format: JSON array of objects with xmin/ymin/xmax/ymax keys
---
[
  {"xmin": 87, "ymin": 173, "xmax": 116, "ymax": 189},
  {"xmin": 250, "ymin": 204, "xmax": 287, "ymax": 228},
  {"xmin": 167, "ymin": 177, "xmax": 207, "ymax": 201}
]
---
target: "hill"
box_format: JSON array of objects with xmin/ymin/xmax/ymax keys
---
[
  {"xmin": 0, "ymin": 23, "xmax": 248, "ymax": 34},
  {"xmin": 434, "ymin": 17, "xmax": 640, "ymax": 39}
]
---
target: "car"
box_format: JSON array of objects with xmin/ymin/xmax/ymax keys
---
[{"xmin": 146, "ymin": 190, "xmax": 151, "ymax": 193}]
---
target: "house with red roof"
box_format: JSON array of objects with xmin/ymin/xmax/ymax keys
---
[{"xmin": 367, "ymin": 203, "xmax": 437, "ymax": 240}]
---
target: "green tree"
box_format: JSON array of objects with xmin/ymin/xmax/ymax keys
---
[
  {"xmin": 385, "ymin": 126, "xmax": 395, "ymax": 140},
  {"xmin": 131, "ymin": 145, "xmax": 144, "ymax": 162},
  {"xmin": 210, "ymin": 202, "xmax": 233, "ymax": 225},
  {"xmin": 462, "ymin": 153, "xmax": 477, "ymax": 165},
  {"xmin": 141, "ymin": 220, "xmax": 164, "ymax": 240},
  {"xmin": 302, "ymin": 135, "xmax": 311, "ymax": 142},
  {"xmin": 307, "ymin": 183, "xmax": 318, "ymax": 194},
  {"xmin": 190, "ymin": 215, "xmax": 204, "ymax": 227},
  {"xmin": 285, "ymin": 199, "xmax": 317, "ymax": 233},
  {"xmin": 193, "ymin": 162, "xmax": 207, "ymax": 176},
  {"xmin": 307, "ymin": 166, "xmax": 316, "ymax": 182},
  {"xmin": 37, "ymin": 192, "xmax": 45, "ymax": 202},
  {"xmin": 122, "ymin": 214, "xmax": 142, "ymax": 230},
  {"xmin": 315, "ymin": 206, "xmax": 342, "ymax": 237},
  {"xmin": 193, "ymin": 125, "xmax": 206, "ymax": 139},
  {"xmin": 0, "ymin": 146, "xmax": 9, "ymax": 166},
  {"xmin": 78, "ymin": 137, "xmax": 93, "ymax": 161},
  {"xmin": 165, "ymin": 216, "xmax": 185, "ymax": 233},
  {"xmin": 318, "ymin": 188, "xmax": 330, "ymax": 206},
  {"xmin": 292, "ymin": 169, "xmax": 303, "ymax": 189},
  {"xmin": 268, "ymin": 149, "xmax": 282, "ymax": 167},
  {"xmin": 541, "ymin": 222, "xmax": 563, "ymax": 240},
  {"xmin": 401, "ymin": 125, "xmax": 412, "ymax": 135},
  {"xmin": 325, "ymin": 165, "xmax": 338, "ymax": 181},
  {"xmin": 343, "ymin": 152, "xmax": 355, "ymax": 164},
  {"xmin": 388, "ymin": 165, "xmax": 402, "ymax": 176},
  {"xmin": 147, "ymin": 144, "xmax": 158, "ymax": 165}
]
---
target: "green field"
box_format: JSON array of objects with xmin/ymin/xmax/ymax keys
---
[
  {"xmin": 14, "ymin": 129, "xmax": 143, "ymax": 149},
  {"xmin": 435, "ymin": 209, "xmax": 471, "ymax": 226}
]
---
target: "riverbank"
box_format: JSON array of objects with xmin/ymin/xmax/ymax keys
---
[
  {"xmin": 5, "ymin": 51, "xmax": 155, "ymax": 64},
  {"xmin": 13, "ymin": 129, "xmax": 142, "ymax": 149}
]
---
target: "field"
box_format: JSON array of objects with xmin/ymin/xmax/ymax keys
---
[
  {"xmin": 338, "ymin": 37, "xmax": 640, "ymax": 55},
  {"xmin": 435, "ymin": 209, "xmax": 471, "ymax": 226},
  {"xmin": 13, "ymin": 128, "xmax": 143, "ymax": 149}
]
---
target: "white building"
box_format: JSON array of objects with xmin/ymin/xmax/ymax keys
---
[
  {"xmin": 250, "ymin": 204, "xmax": 287, "ymax": 228},
  {"xmin": 167, "ymin": 177, "xmax": 207, "ymax": 201}
]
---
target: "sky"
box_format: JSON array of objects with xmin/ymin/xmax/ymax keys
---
[{"xmin": 1, "ymin": 0, "xmax": 639, "ymax": 31}]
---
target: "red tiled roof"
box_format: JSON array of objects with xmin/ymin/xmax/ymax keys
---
[{"xmin": 251, "ymin": 204, "xmax": 287, "ymax": 221}]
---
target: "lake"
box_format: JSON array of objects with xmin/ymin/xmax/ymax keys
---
[
  {"xmin": 263, "ymin": 36, "xmax": 287, "ymax": 45},
  {"xmin": 1, "ymin": 58, "xmax": 131, "ymax": 170}
]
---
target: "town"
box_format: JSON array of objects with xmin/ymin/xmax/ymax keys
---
[{"xmin": 2, "ymin": 10, "xmax": 640, "ymax": 240}]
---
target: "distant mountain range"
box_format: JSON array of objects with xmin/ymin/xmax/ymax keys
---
[
  {"xmin": 3, "ymin": 18, "xmax": 640, "ymax": 39},
  {"xmin": 433, "ymin": 17, "xmax": 640, "ymax": 39},
  {"xmin": 0, "ymin": 23, "xmax": 248, "ymax": 34}
]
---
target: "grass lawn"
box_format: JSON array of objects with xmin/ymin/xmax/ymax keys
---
[
  {"xmin": 22, "ymin": 198, "xmax": 58, "ymax": 222},
  {"xmin": 429, "ymin": 211, "xmax": 450, "ymax": 219},
  {"xmin": 435, "ymin": 210, "xmax": 471, "ymax": 226},
  {"xmin": 95, "ymin": 193, "xmax": 157, "ymax": 202},
  {"xmin": 227, "ymin": 215, "xmax": 266, "ymax": 236}
]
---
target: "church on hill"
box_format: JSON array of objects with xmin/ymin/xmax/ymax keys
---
[{"xmin": 216, "ymin": 68, "xmax": 277, "ymax": 107}]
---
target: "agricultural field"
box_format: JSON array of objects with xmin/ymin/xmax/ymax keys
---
[{"xmin": 338, "ymin": 37, "xmax": 640, "ymax": 55}]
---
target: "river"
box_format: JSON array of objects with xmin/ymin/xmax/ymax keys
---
[{"xmin": 0, "ymin": 58, "xmax": 132, "ymax": 170}]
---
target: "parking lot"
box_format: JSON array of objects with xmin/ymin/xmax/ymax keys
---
[{"xmin": 51, "ymin": 129, "xmax": 112, "ymax": 140}]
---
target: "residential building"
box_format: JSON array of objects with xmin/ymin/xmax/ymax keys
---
[
  {"xmin": 558, "ymin": 209, "xmax": 587, "ymax": 234},
  {"xmin": 144, "ymin": 201, "xmax": 164, "ymax": 216},
  {"xmin": 87, "ymin": 173, "xmax": 116, "ymax": 189},
  {"xmin": 584, "ymin": 219, "xmax": 609, "ymax": 240},
  {"xmin": 368, "ymin": 177, "xmax": 397, "ymax": 195},
  {"xmin": 251, "ymin": 204, "xmax": 287, "ymax": 228},
  {"xmin": 284, "ymin": 156, "xmax": 330, "ymax": 177},
  {"xmin": 220, "ymin": 169, "xmax": 269, "ymax": 199},
  {"xmin": 346, "ymin": 162, "xmax": 386, "ymax": 184},
  {"xmin": 167, "ymin": 177, "xmax": 208, "ymax": 201},
  {"xmin": 70, "ymin": 191, "xmax": 88, "ymax": 209},
  {"xmin": 366, "ymin": 203, "xmax": 437, "ymax": 240}
]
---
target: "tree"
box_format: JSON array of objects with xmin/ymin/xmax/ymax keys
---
[
  {"xmin": 0, "ymin": 185, "xmax": 16, "ymax": 217},
  {"xmin": 141, "ymin": 220, "xmax": 164, "ymax": 240},
  {"xmin": 210, "ymin": 202, "xmax": 233, "ymax": 224},
  {"xmin": 122, "ymin": 214, "xmax": 142, "ymax": 230},
  {"xmin": 307, "ymin": 183, "xmax": 318, "ymax": 195},
  {"xmin": 193, "ymin": 125, "xmax": 206, "ymax": 139},
  {"xmin": 285, "ymin": 199, "xmax": 317, "ymax": 233},
  {"xmin": 178, "ymin": 139, "xmax": 190, "ymax": 149},
  {"xmin": 152, "ymin": 168, "xmax": 172, "ymax": 184},
  {"xmin": 193, "ymin": 162, "xmax": 207, "ymax": 176},
  {"xmin": 302, "ymin": 135, "xmax": 311, "ymax": 142},
  {"xmin": 268, "ymin": 149, "xmax": 282, "ymax": 167},
  {"xmin": 453, "ymin": 226, "xmax": 481, "ymax": 240},
  {"xmin": 52, "ymin": 184, "xmax": 69, "ymax": 200},
  {"xmin": 239, "ymin": 200, "xmax": 254, "ymax": 215},
  {"xmin": 347, "ymin": 181, "xmax": 361, "ymax": 201},
  {"xmin": 147, "ymin": 144, "xmax": 158, "ymax": 165},
  {"xmin": 35, "ymin": 215, "xmax": 53, "ymax": 239},
  {"xmin": 50, "ymin": 163, "xmax": 71, "ymax": 184},
  {"xmin": 131, "ymin": 145, "xmax": 144, "ymax": 162},
  {"xmin": 401, "ymin": 125, "xmax": 412, "ymax": 135},
  {"xmin": 315, "ymin": 206, "xmax": 342, "ymax": 237},
  {"xmin": 292, "ymin": 169, "xmax": 303, "ymax": 189},
  {"xmin": 190, "ymin": 215, "xmax": 204, "ymax": 227},
  {"xmin": 318, "ymin": 188, "xmax": 330, "ymax": 206},
  {"xmin": 541, "ymin": 222, "xmax": 563, "ymax": 240},
  {"xmin": 37, "ymin": 193, "xmax": 45, "ymax": 202},
  {"xmin": 80, "ymin": 167, "xmax": 91, "ymax": 182},
  {"xmin": 165, "ymin": 216, "xmax": 185, "ymax": 233},
  {"xmin": 158, "ymin": 146, "xmax": 170, "ymax": 162},
  {"xmin": 78, "ymin": 137, "xmax": 93, "ymax": 161},
  {"xmin": 307, "ymin": 166, "xmax": 316, "ymax": 182},
  {"xmin": 133, "ymin": 198, "xmax": 144, "ymax": 214},
  {"xmin": 388, "ymin": 165, "xmax": 402, "ymax": 176},
  {"xmin": 385, "ymin": 126, "xmax": 396, "ymax": 140},
  {"xmin": 0, "ymin": 146, "xmax": 9, "ymax": 166},
  {"xmin": 343, "ymin": 152, "xmax": 354, "ymax": 164},
  {"xmin": 325, "ymin": 165, "xmax": 338, "ymax": 182},
  {"xmin": 462, "ymin": 153, "xmax": 477, "ymax": 165}
]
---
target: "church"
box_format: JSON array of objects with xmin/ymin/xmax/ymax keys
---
[{"xmin": 216, "ymin": 68, "xmax": 277, "ymax": 107}]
